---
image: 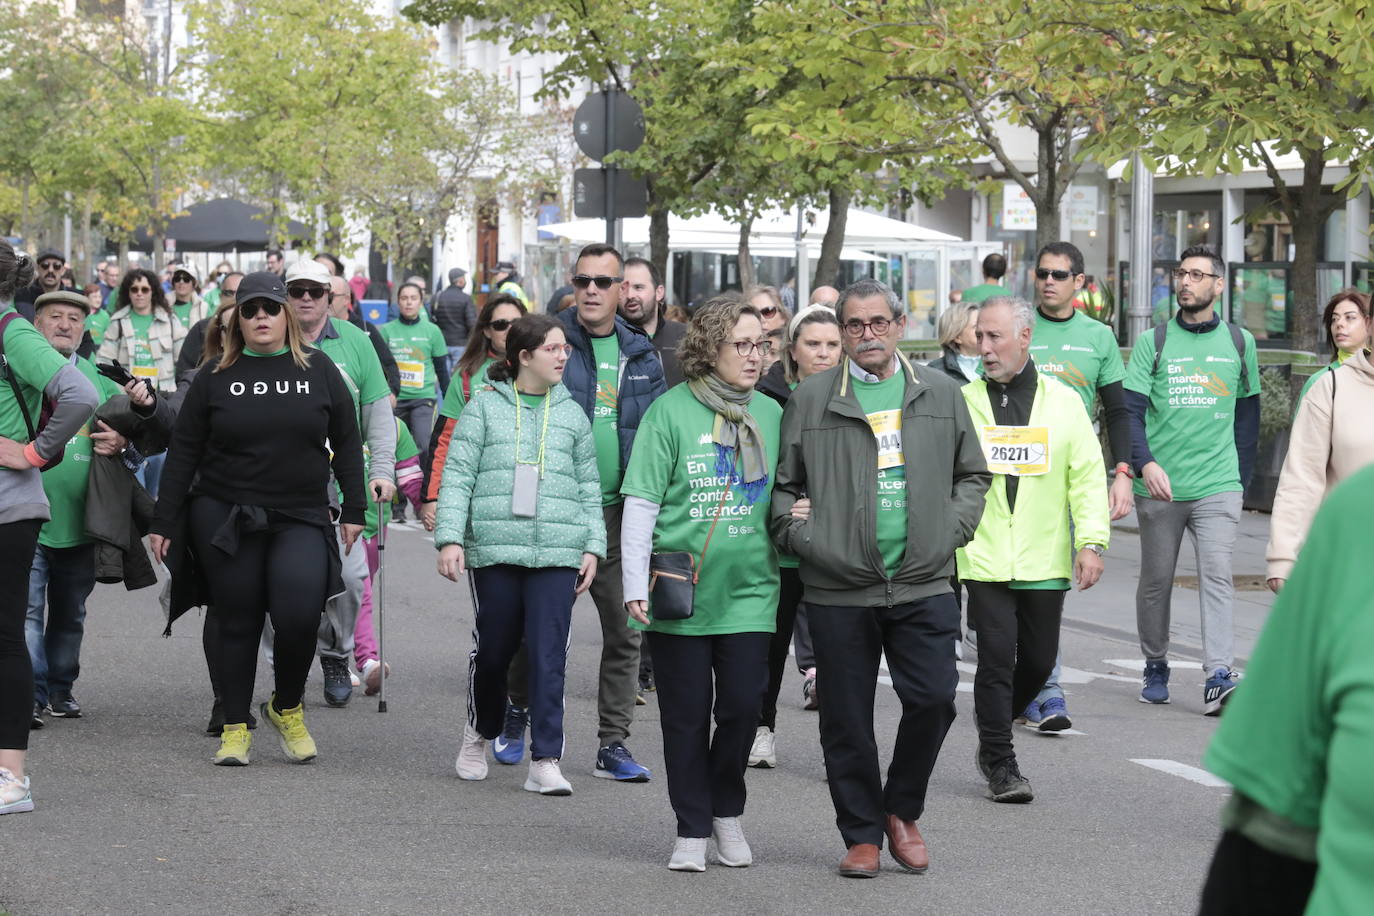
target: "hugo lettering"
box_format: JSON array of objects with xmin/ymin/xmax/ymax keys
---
[{"xmin": 228, "ymin": 379, "xmax": 312, "ymax": 396}]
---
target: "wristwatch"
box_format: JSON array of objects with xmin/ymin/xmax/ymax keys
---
[{"xmin": 1084, "ymin": 543, "xmax": 1105, "ymax": 557}]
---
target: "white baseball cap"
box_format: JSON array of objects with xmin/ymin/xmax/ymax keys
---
[{"xmin": 284, "ymin": 260, "xmax": 332, "ymax": 286}]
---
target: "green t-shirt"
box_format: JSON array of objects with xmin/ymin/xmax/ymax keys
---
[
  {"xmin": 379, "ymin": 318, "xmax": 447, "ymax": 400},
  {"xmin": 172, "ymin": 301, "xmax": 194, "ymax": 329},
  {"xmin": 591, "ymin": 333, "xmax": 622, "ymax": 505},
  {"xmin": 314, "ymin": 318, "xmax": 390, "ymax": 406},
  {"xmin": 852, "ymin": 373, "xmax": 907, "ymax": 576},
  {"xmin": 86, "ymin": 309, "xmax": 111, "ymax": 342},
  {"xmin": 439, "ymin": 356, "xmax": 496, "ymax": 420},
  {"xmin": 1124, "ymin": 318, "xmax": 1261, "ymax": 501},
  {"xmin": 0, "ymin": 307, "xmax": 69, "ymax": 447},
  {"xmin": 1029, "ymin": 308, "xmax": 1125, "ymax": 415},
  {"xmin": 127, "ymin": 312, "xmax": 156, "ymax": 375},
  {"xmin": 39, "ymin": 358, "xmax": 122, "ymax": 548},
  {"xmin": 961, "ymin": 283, "xmax": 1005, "ymax": 304},
  {"xmin": 1204, "ymin": 464, "xmax": 1374, "ymax": 911},
  {"xmin": 621, "ymin": 385, "xmax": 782, "ymax": 636},
  {"xmin": 361, "ymin": 419, "xmax": 420, "ymax": 538}
]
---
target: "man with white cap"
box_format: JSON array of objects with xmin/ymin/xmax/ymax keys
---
[{"xmin": 168, "ymin": 263, "xmax": 210, "ymax": 330}]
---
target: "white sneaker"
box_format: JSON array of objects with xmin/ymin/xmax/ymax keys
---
[
  {"xmin": 361, "ymin": 659, "xmax": 391, "ymax": 696},
  {"xmin": 0, "ymin": 767, "xmax": 33, "ymax": 815},
  {"xmin": 711, "ymin": 816, "xmax": 752, "ymax": 867},
  {"xmin": 455, "ymin": 723, "xmax": 489, "ymax": 780},
  {"xmin": 668, "ymin": 836, "xmax": 708, "ymax": 872},
  {"xmin": 349, "ymin": 669, "xmax": 361, "ymax": 688},
  {"xmin": 524, "ymin": 758, "xmax": 572, "ymax": 796},
  {"xmin": 747, "ymin": 726, "xmax": 776, "ymax": 768}
]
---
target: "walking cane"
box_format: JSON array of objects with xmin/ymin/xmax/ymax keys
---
[{"xmin": 375, "ymin": 497, "xmax": 388, "ymax": 713}]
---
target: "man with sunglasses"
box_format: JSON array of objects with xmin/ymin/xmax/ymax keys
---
[
  {"xmin": 620, "ymin": 257, "xmax": 685, "ymax": 388},
  {"xmin": 283, "ymin": 260, "xmax": 397, "ymax": 708},
  {"xmin": 771, "ymin": 278, "xmax": 990, "ymax": 877},
  {"xmin": 1125, "ymin": 244, "xmax": 1259, "ymax": 715},
  {"xmin": 1017, "ymin": 240, "xmax": 1135, "ymax": 732},
  {"xmin": 546, "ymin": 242, "xmax": 666, "ymax": 782},
  {"xmin": 14, "ymin": 249, "xmax": 73, "ymax": 322}
]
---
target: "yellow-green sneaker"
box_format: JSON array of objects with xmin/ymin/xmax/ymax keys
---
[
  {"xmin": 214, "ymin": 723, "xmax": 252, "ymax": 766},
  {"xmin": 260, "ymin": 697, "xmax": 317, "ymax": 763}
]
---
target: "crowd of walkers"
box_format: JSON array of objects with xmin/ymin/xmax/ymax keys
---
[{"xmin": 1, "ymin": 236, "xmax": 1369, "ymax": 908}]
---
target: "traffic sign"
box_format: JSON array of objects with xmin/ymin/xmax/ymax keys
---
[
  {"xmin": 574, "ymin": 90, "xmax": 645, "ymax": 162},
  {"xmin": 573, "ymin": 169, "xmax": 648, "ymax": 219}
]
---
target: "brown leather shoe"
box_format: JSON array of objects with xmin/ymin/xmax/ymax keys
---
[
  {"xmin": 885, "ymin": 815, "xmax": 929, "ymax": 873},
  {"xmin": 838, "ymin": 843, "xmax": 881, "ymax": 878}
]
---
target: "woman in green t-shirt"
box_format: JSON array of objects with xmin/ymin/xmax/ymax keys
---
[{"xmin": 621, "ymin": 294, "xmax": 783, "ymax": 872}]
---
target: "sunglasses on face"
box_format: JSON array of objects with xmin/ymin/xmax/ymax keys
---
[
  {"xmin": 487, "ymin": 318, "xmax": 515, "ymax": 331},
  {"xmin": 239, "ymin": 300, "xmax": 283, "ymax": 319},
  {"xmin": 173, "ymin": 274, "xmax": 194, "ymax": 283},
  {"xmin": 1035, "ymin": 268, "xmax": 1075, "ymax": 281},
  {"xmin": 287, "ymin": 285, "xmax": 328, "ymax": 300},
  {"xmin": 128, "ymin": 285, "xmax": 152, "ymax": 294},
  {"xmin": 757, "ymin": 305, "xmax": 779, "ymax": 317},
  {"xmin": 38, "ymin": 260, "xmax": 63, "ymax": 271},
  {"xmin": 571, "ymin": 274, "xmax": 622, "ymax": 290}
]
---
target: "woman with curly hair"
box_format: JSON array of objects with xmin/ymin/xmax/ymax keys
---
[{"xmin": 620, "ymin": 293, "xmax": 783, "ymax": 871}]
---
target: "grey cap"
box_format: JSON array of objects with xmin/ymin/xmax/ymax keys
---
[{"xmin": 449, "ymin": 268, "xmax": 467, "ymax": 282}]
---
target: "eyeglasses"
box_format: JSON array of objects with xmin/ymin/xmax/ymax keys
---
[
  {"xmin": 239, "ymin": 300, "xmax": 283, "ymax": 319},
  {"xmin": 173, "ymin": 273, "xmax": 193, "ymax": 282},
  {"xmin": 487, "ymin": 318, "xmax": 515, "ymax": 331},
  {"xmin": 128, "ymin": 285, "xmax": 152, "ymax": 294},
  {"xmin": 38, "ymin": 260, "xmax": 63, "ymax": 271},
  {"xmin": 842, "ymin": 316, "xmax": 895, "ymax": 337},
  {"xmin": 757, "ymin": 305, "xmax": 779, "ymax": 318},
  {"xmin": 221, "ymin": 287, "xmax": 239, "ymax": 299},
  {"xmin": 1035, "ymin": 268, "xmax": 1076, "ymax": 281},
  {"xmin": 329, "ymin": 292, "xmax": 350, "ymax": 301},
  {"xmin": 727, "ymin": 338, "xmax": 775, "ymax": 358},
  {"xmin": 1171, "ymin": 268, "xmax": 1222, "ymax": 283},
  {"xmin": 536, "ymin": 343, "xmax": 573, "ymax": 356},
  {"xmin": 287, "ymin": 285, "xmax": 328, "ymax": 300},
  {"xmin": 571, "ymin": 274, "xmax": 622, "ymax": 290}
]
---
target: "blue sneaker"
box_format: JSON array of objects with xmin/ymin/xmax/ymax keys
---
[
  {"xmin": 1203, "ymin": 668, "xmax": 1238, "ymax": 717},
  {"xmin": 1037, "ymin": 696, "xmax": 1072, "ymax": 732},
  {"xmin": 491, "ymin": 704, "xmax": 527, "ymax": 765},
  {"xmin": 1140, "ymin": 660, "xmax": 1171, "ymax": 705},
  {"xmin": 1016, "ymin": 700, "xmax": 1042, "ymax": 729},
  {"xmin": 594, "ymin": 741, "xmax": 651, "ymax": 781}
]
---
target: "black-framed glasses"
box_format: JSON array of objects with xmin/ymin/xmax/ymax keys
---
[
  {"xmin": 239, "ymin": 300, "xmax": 283, "ymax": 319},
  {"xmin": 842, "ymin": 316, "xmax": 894, "ymax": 338},
  {"xmin": 487, "ymin": 318, "xmax": 516, "ymax": 331},
  {"xmin": 728, "ymin": 338, "xmax": 775, "ymax": 358},
  {"xmin": 1034, "ymin": 268, "xmax": 1075, "ymax": 281},
  {"xmin": 287, "ymin": 285, "xmax": 328, "ymax": 300},
  {"xmin": 1171, "ymin": 268, "xmax": 1222, "ymax": 283},
  {"xmin": 571, "ymin": 274, "xmax": 622, "ymax": 290}
]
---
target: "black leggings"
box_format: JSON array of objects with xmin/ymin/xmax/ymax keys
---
[
  {"xmin": 0, "ymin": 520, "xmax": 42, "ymax": 750},
  {"xmin": 759, "ymin": 566, "xmax": 805, "ymax": 730},
  {"xmin": 189, "ymin": 497, "xmax": 331, "ymax": 725}
]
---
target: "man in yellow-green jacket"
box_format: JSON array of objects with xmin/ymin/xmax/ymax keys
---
[{"xmin": 958, "ymin": 296, "xmax": 1110, "ymax": 805}]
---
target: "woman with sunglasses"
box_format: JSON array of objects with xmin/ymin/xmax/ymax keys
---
[
  {"xmin": 149, "ymin": 271, "xmax": 365, "ymax": 768},
  {"xmin": 438, "ymin": 314, "xmax": 604, "ymax": 795},
  {"xmin": 169, "ymin": 264, "xmax": 210, "ymax": 330},
  {"xmin": 745, "ymin": 285, "xmax": 791, "ymax": 372},
  {"xmin": 420, "ymin": 294, "xmax": 528, "ymax": 529},
  {"xmin": 621, "ymin": 294, "xmax": 783, "ymax": 871}
]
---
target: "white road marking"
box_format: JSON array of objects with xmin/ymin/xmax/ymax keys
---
[{"xmin": 1129, "ymin": 759, "xmax": 1229, "ymax": 788}]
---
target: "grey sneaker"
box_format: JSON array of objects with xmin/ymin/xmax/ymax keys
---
[
  {"xmin": 987, "ymin": 759, "xmax": 1034, "ymax": 803},
  {"xmin": 0, "ymin": 767, "xmax": 33, "ymax": 815},
  {"xmin": 455, "ymin": 723, "xmax": 489, "ymax": 781},
  {"xmin": 747, "ymin": 726, "xmax": 776, "ymax": 768},
  {"xmin": 711, "ymin": 817, "xmax": 752, "ymax": 867},
  {"xmin": 668, "ymin": 836, "xmax": 708, "ymax": 872}
]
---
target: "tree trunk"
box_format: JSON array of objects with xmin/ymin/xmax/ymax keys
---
[
  {"xmin": 1033, "ymin": 192, "xmax": 1064, "ymax": 256},
  {"xmin": 20, "ymin": 178, "xmax": 31, "ymax": 248},
  {"xmin": 118, "ymin": 237, "xmax": 130, "ymax": 272},
  {"xmin": 79, "ymin": 191, "xmax": 94, "ymax": 285},
  {"xmin": 737, "ymin": 216, "xmax": 755, "ymax": 290},
  {"xmin": 813, "ymin": 186, "xmax": 851, "ymax": 289},
  {"xmin": 1031, "ymin": 124, "xmax": 1066, "ymax": 255},
  {"xmin": 648, "ymin": 205, "xmax": 670, "ymax": 297},
  {"xmin": 1284, "ymin": 149, "xmax": 1330, "ymax": 355}
]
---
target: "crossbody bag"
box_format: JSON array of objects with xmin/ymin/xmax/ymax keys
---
[{"xmin": 647, "ymin": 451, "xmax": 738, "ymax": 621}]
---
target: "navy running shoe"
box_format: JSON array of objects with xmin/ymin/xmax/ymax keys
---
[
  {"xmin": 1037, "ymin": 696, "xmax": 1072, "ymax": 732},
  {"xmin": 1203, "ymin": 668, "xmax": 1238, "ymax": 716},
  {"xmin": 1140, "ymin": 660, "xmax": 1171, "ymax": 705},
  {"xmin": 492, "ymin": 703, "xmax": 527, "ymax": 765},
  {"xmin": 594, "ymin": 741, "xmax": 651, "ymax": 781}
]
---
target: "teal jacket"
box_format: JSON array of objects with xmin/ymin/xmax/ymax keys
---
[{"xmin": 434, "ymin": 379, "xmax": 606, "ymax": 568}]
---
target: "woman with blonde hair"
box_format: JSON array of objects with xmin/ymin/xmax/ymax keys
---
[
  {"xmin": 927, "ymin": 302, "xmax": 982, "ymax": 383},
  {"xmin": 149, "ymin": 271, "xmax": 366, "ymax": 768},
  {"xmin": 744, "ymin": 285, "xmax": 791, "ymax": 371}
]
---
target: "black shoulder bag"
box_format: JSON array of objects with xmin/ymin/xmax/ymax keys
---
[{"xmin": 647, "ymin": 451, "xmax": 738, "ymax": 621}]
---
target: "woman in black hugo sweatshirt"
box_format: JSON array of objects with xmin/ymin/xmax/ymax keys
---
[{"xmin": 149, "ymin": 272, "xmax": 365, "ymax": 768}]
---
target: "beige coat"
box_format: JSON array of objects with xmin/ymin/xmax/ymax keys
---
[{"xmin": 1266, "ymin": 348, "xmax": 1374, "ymax": 581}]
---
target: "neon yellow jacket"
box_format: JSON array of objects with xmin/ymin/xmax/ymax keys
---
[{"xmin": 957, "ymin": 370, "xmax": 1110, "ymax": 582}]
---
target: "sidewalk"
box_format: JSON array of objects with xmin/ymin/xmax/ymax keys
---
[{"xmin": 1062, "ymin": 507, "xmax": 1274, "ymax": 667}]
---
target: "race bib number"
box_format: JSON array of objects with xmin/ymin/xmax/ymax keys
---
[
  {"xmin": 397, "ymin": 360, "xmax": 425, "ymax": 389},
  {"xmin": 981, "ymin": 425, "xmax": 1050, "ymax": 476},
  {"xmin": 866, "ymin": 409, "xmax": 903, "ymax": 470}
]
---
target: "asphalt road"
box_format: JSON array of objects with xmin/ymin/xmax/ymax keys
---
[{"xmin": 3, "ymin": 522, "xmax": 1229, "ymax": 915}]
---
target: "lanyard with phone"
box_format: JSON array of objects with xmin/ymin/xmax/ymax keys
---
[{"xmin": 511, "ymin": 383, "xmax": 551, "ymax": 518}]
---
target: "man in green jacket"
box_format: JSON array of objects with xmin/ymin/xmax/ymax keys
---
[
  {"xmin": 958, "ymin": 297, "xmax": 1109, "ymax": 804},
  {"xmin": 771, "ymin": 278, "xmax": 990, "ymax": 879}
]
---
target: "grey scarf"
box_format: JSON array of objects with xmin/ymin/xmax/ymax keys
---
[{"xmin": 687, "ymin": 372, "xmax": 769, "ymax": 503}]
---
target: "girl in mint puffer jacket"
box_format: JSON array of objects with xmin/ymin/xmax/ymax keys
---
[{"xmin": 436, "ymin": 315, "xmax": 604, "ymax": 796}]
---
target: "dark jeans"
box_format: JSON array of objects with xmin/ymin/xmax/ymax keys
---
[
  {"xmin": 760, "ymin": 566, "xmax": 805, "ymax": 729},
  {"xmin": 469, "ymin": 565, "xmax": 576, "ymax": 760},
  {"xmin": 189, "ymin": 497, "xmax": 331, "ymax": 725},
  {"xmin": 0, "ymin": 521, "xmax": 43, "ymax": 750},
  {"xmin": 809, "ymin": 594, "xmax": 959, "ymax": 848},
  {"xmin": 966, "ymin": 582, "xmax": 1064, "ymax": 770},
  {"xmin": 25, "ymin": 543, "xmax": 96, "ymax": 706},
  {"xmin": 648, "ymin": 630, "xmax": 770, "ymax": 838}
]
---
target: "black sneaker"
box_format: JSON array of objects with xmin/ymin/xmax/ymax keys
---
[
  {"xmin": 31, "ymin": 703, "xmax": 45, "ymax": 730},
  {"xmin": 987, "ymin": 759, "xmax": 1034, "ymax": 803},
  {"xmin": 321, "ymin": 656, "xmax": 353, "ymax": 707},
  {"xmin": 48, "ymin": 694, "xmax": 81, "ymax": 718},
  {"xmin": 206, "ymin": 698, "xmax": 257, "ymax": 735}
]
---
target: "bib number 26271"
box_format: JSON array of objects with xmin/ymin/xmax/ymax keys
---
[{"xmin": 981, "ymin": 425, "xmax": 1051, "ymax": 476}]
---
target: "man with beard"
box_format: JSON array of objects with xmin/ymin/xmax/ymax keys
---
[
  {"xmin": 619, "ymin": 257, "xmax": 685, "ymax": 388},
  {"xmin": 1124, "ymin": 245, "xmax": 1259, "ymax": 716},
  {"xmin": 14, "ymin": 249, "xmax": 72, "ymax": 321}
]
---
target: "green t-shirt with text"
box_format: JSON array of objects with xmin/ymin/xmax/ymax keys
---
[
  {"xmin": 852, "ymin": 373, "xmax": 908, "ymax": 575},
  {"xmin": 1030, "ymin": 309, "xmax": 1125, "ymax": 415},
  {"xmin": 621, "ymin": 385, "xmax": 781, "ymax": 636},
  {"xmin": 961, "ymin": 283, "xmax": 1005, "ymax": 305},
  {"xmin": 38, "ymin": 358, "xmax": 123, "ymax": 548},
  {"xmin": 314, "ymin": 317, "xmax": 391, "ymax": 406},
  {"xmin": 0, "ymin": 308, "xmax": 69, "ymax": 445},
  {"xmin": 1124, "ymin": 318, "xmax": 1260, "ymax": 501},
  {"xmin": 591, "ymin": 333, "xmax": 622, "ymax": 505},
  {"xmin": 379, "ymin": 318, "xmax": 447, "ymax": 400},
  {"xmin": 439, "ymin": 356, "xmax": 496, "ymax": 420},
  {"xmin": 128, "ymin": 312, "xmax": 156, "ymax": 375}
]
